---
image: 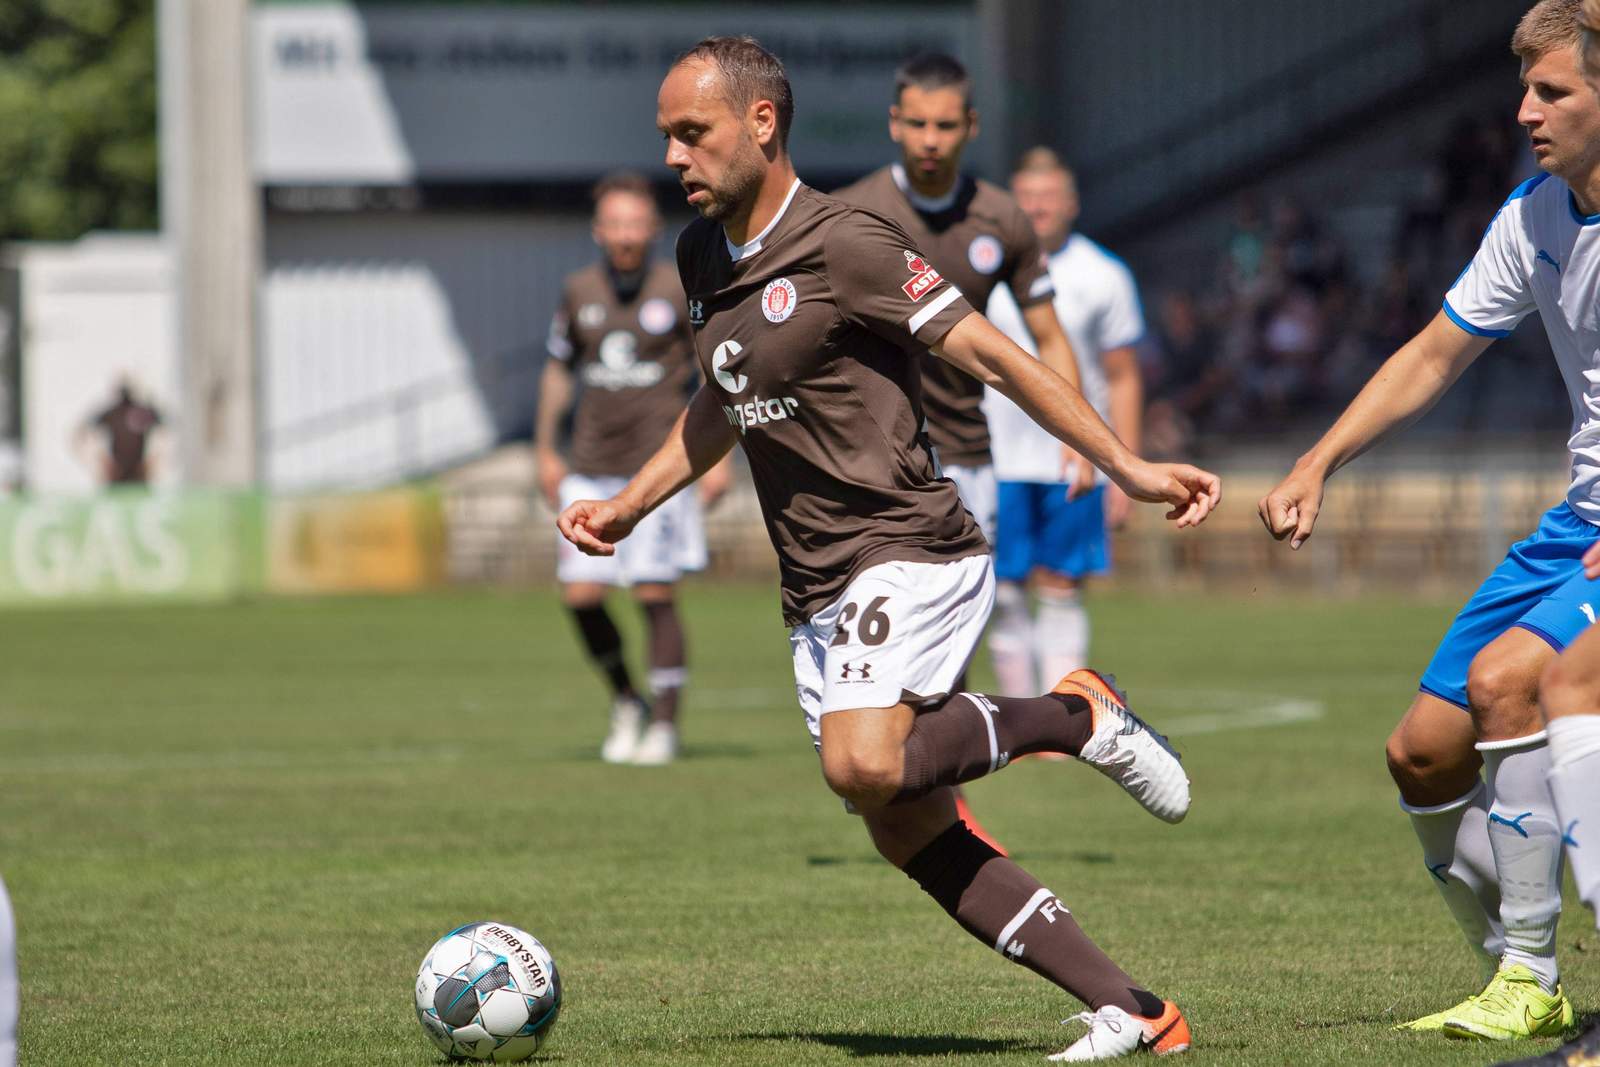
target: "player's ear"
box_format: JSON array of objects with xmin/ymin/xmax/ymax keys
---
[
  {"xmin": 966, "ymin": 107, "xmax": 980, "ymax": 140},
  {"xmin": 751, "ymin": 98, "xmax": 777, "ymax": 148},
  {"xmin": 889, "ymin": 105, "xmax": 902, "ymax": 143}
]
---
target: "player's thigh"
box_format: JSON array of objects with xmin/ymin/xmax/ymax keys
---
[
  {"xmin": 818, "ymin": 702, "xmax": 917, "ymax": 799},
  {"xmin": 559, "ymin": 581, "xmax": 610, "ymax": 609},
  {"xmin": 1466, "ymin": 626, "xmax": 1557, "ymax": 740},
  {"xmin": 1036, "ymin": 484, "xmax": 1110, "ymax": 583},
  {"xmin": 1542, "ymin": 610, "xmax": 1600, "ymax": 721},
  {"xmin": 616, "ymin": 490, "xmax": 700, "ymax": 587},
  {"xmin": 861, "ymin": 787, "xmax": 960, "ymax": 868},
  {"xmin": 1419, "ymin": 505, "xmax": 1591, "ymax": 711},
  {"xmin": 556, "ymin": 473, "xmax": 627, "ymax": 587},
  {"xmin": 993, "ymin": 481, "xmax": 1039, "ymax": 583},
  {"xmin": 1386, "ymin": 691, "xmax": 1481, "ymax": 803}
]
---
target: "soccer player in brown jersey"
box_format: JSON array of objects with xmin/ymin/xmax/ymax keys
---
[
  {"xmin": 834, "ymin": 51, "xmax": 1086, "ymax": 854},
  {"xmin": 539, "ymin": 172, "xmax": 730, "ymax": 766},
  {"xmin": 834, "ymin": 53, "xmax": 1092, "ymax": 546},
  {"xmin": 559, "ymin": 37, "xmax": 1219, "ymax": 1061}
]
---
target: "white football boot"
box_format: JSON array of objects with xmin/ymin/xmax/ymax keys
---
[
  {"xmin": 1049, "ymin": 1001, "xmax": 1191, "ymax": 1061},
  {"xmin": 600, "ymin": 696, "xmax": 645, "ymax": 764},
  {"xmin": 1051, "ymin": 670, "xmax": 1190, "ymax": 823},
  {"xmin": 630, "ymin": 721, "xmax": 679, "ymax": 766}
]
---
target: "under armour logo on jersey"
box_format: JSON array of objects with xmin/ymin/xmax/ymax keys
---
[
  {"xmin": 839, "ymin": 661, "xmax": 872, "ymax": 680},
  {"xmin": 1536, "ymin": 249, "xmax": 1562, "ymax": 274},
  {"xmin": 712, "ymin": 339, "xmax": 748, "ymax": 393},
  {"xmin": 688, "ymin": 299, "xmax": 705, "ymax": 325}
]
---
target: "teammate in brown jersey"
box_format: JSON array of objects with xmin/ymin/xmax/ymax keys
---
[
  {"xmin": 835, "ymin": 52, "xmax": 1093, "ymax": 546},
  {"xmin": 834, "ymin": 51, "xmax": 1091, "ymax": 854},
  {"xmin": 538, "ymin": 172, "xmax": 730, "ymax": 766},
  {"xmin": 558, "ymin": 37, "xmax": 1219, "ymax": 1061}
]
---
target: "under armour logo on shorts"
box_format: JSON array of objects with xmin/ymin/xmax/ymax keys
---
[{"xmin": 839, "ymin": 661, "xmax": 872, "ymax": 681}]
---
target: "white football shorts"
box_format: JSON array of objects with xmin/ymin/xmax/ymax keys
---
[
  {"xmin": 944, "ymin": 462, "xmax": 998, "ymax": 545},
  {"xmin": 556, "ymin": 473, "xmax": 708, "ymax": 586},
  {"xmin": 789, "ymin": 553, "xmax": 995, "ymax": 749}
]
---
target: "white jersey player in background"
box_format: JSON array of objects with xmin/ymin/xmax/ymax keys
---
[
  {"xmin": 1263, "ymin": 0, "xmax": 1600, "ymax": 1042},
  {"xmin": 0, "ymin": 875, "xmax": 14, "ymax": 1067},
  {"xmin": 984, "ymin": 148, "xmax": 1145, "ymax": 696}
]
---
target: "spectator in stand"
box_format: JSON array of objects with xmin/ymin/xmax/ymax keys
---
[{"xmin": 75, "ymin": 379, "xmax": 164, "ymax": 485}]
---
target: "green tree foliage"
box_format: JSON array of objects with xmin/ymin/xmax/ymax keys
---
[{"xmin": 0, "ymin": 0, "xmax": 157, "ymax": 241}]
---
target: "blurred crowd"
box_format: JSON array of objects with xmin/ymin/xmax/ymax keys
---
[{"xmin": 1140, "ymin": 111, "xmax": 1564, "ymax": 456}]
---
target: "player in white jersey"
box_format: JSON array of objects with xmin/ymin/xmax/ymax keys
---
[
  {"xmin": 1496, "ymin": 4, "xmax": 1600, "ymax": 1063},
  {"xmin": 1261, "ymin": 0, "xmax": 1600, "ymax": 1041},
  {"xmin": 0, "ymin": 874, "xmax": 14, "ymax": 1067},
  {"xmin": 984, "ymin": 148, "xmax": 1145, "ymax": 696}
]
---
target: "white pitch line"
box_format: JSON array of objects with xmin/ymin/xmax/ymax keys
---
[{"xmin": 1157, "ymin": 699, "xmax": 1325, "ymax": 736}]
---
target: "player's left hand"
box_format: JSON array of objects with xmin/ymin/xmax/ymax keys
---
[
  {"xmin": 1585, "ymin": 537, "xmax": 1600, "ymax": 580},
  {"xmin": 699, "ymin": 457, "xmax": 733, "ymax": 510},
  {"xmin": 1105, "ymin": 484, "xmax": 1132, "ymax": 530},
  {"xmin": 1118, "ymin": 461, "xmax": 1221, "ymax": 529},
  {"xmin": 557, "ymin": 497, "xmax": 640, "ymax": 556},
  {"xmin": 1061, "ymin": 445, "xmax": 1097, "ymax": 500}
]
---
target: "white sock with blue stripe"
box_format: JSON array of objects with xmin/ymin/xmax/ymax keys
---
[
  {"xmin": 1401, "ymin": 782, "xmax": 1504, "ymax": 983},
  {"xmin": 988, "ymin": 580, "xmax": 1037, "ymax": 697},
  {"xmin": 1034, "ymin": 586, "xmax": 1088, "ymax": 689},
  {"xmin": 1480, "ymin": 732, "xmax": 1563, "ymax": 993},
  {"xmin": 1547, "ymin": 714, "xmax": 1600, "ymax": 928}
]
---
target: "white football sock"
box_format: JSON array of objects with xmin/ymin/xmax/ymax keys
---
[
  {"xmin": 1402, "ymin": 782, "xmax": 1504, "ymax": 981},
  {"xmin": 1034, "ymin": 586, "xmax": 1089, "ymax": 687},
  {"xmin": 0, "ymin": 875, "xmax": 14, "ymax": 1067},
  {"xmin": 1547, "ymin": 714, "xmax": 1600, "ymax": 928},
  {"xmin": 1480, "ymin": 732, "xmax": 1563, "ymax": 992},
  {"xmin": 988, "ymin": 580, "xmax": 1037, "ymax": 697}
]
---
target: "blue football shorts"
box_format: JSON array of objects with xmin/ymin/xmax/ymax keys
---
[
  {"xmin": 994, "ymin": 482, "xmax": 1110, "ymax": 583},
  {"xmin": 1419, "ymin": 501, "xmax": 1600, "ymax": 710}
]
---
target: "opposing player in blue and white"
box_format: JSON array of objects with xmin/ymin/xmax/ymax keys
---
[
  {"xmin": 984, "ymin": 148, "xmax": 1145, "ymax": 696},
  {"xmin": 1262, "ymin": 0, "xmax": 1600, "ymax": 1041}
]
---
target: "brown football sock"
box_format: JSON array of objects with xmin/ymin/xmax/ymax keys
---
[
  {"xmin": 902, "ymin": 821, "xmax": 1163, "ymax": 1016},
  {"xmin": 894, "ymin": 691, "xmax": 1093, "ymax": 801},
  {"xmin": 642, "ymin": 600, "xmax": 686, "ymax": 725}
]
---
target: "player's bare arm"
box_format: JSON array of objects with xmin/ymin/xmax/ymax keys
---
[
  {"xmin": 533, "ymin": 358, "xmax": 575, "ymax": 509},
  {"xmin": 558, "ymin": 386, "xmax": 734, "ymax": 555},
  {"xmin": 1259, "ymin": 311, "xmax": 1492, "ymax": 548},
  {"xmin": 933, "ymin": 311, "xmax": 1219, "ymax": 527},
  {"xmin": 1102, "ymin": 344, "xmax": 1144, "ymax": 528},
  {"xmin": 1019, "ymin": 301, "xmax": 1095, "ymax": 498}
]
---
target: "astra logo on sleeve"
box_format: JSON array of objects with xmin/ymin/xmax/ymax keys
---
[{"xmin": 902, "ymin": 251, "xmax": 943, "ymax": 301}]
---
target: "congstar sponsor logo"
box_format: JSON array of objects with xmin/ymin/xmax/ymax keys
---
[{"xmin": 711, "ymin": 340, "xmax": 802, "ymax": 435}]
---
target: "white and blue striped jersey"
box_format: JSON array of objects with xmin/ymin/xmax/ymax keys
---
[
  {"xmin": 983, "ymin": 233, "xmax": 1145, "ymax": 485},
  {"xmin": 1445, "ymin": 172, "xmax": 1600, "ymax": 522}
]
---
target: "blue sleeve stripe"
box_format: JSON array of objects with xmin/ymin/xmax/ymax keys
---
[{"xmin": 1441, "ymin": 298, "xmax": 1510, "ymax": 338}]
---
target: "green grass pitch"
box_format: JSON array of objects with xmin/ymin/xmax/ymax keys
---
[{"xmin": 2, "ymin": 584, "xmax": 1595, "ymax": 1066}]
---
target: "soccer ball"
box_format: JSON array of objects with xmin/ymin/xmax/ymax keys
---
[{"xmin": 414, "ymin": 921, "xmax": 562, "ymax": 1062}]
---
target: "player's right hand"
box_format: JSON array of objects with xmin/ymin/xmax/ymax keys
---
[
  {"xmin": 1258, "ymin": 467, "xmax": 1325, "ymax": 550},
  {"xmin": 557, "ymin": 498, "xmax": 639, "ymax": 556},
  {"xmin": 536, "ymin": 448, "xmax": 566, "ymax": 511}
]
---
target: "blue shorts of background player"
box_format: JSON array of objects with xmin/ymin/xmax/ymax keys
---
[
  {"xmin": 994, "ymin": 483, "xmax": 1110, "ymax": 582},
  {"xmin": 1420, "ymin": 502, "xmax": 1600, "ymax": 709}
]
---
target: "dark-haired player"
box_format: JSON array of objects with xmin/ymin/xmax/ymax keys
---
[
  {"xmin": 539, "ymin": 171, "xmax": 730, "ymax": 765},
  {"xmin": 560, "ymin": 37, "xmax": 1219, "ymax": 1060}
]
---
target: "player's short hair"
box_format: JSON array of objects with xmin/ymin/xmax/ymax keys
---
[
  {"xmin": 1512, "ymin": 0, "xmax": 1586, "ymax": 60},
  {"xmin": 1012, "ymin": 146, "xmax": 1076, "ymax": 185},
  {"xmin": 1581, "ymin": 0, "xmax": 1600, "ymax": 31},
  {"xmin": 894, "ymin": 53, "xmax": 972, "ymax": 109},
  {"xmin": 591, "ymin": 171, "xmax": 656, "ymax": 212},
  {"xmin": 674, "ymin": 36, "xmax": 794, "ymax": 149}
]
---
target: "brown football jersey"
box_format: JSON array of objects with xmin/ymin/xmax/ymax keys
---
[
  {"xmin": 677, "ymin": 181, "xmax": 988, "ymax": 625},
  {"xmin": 546, "ymin": 260, "xmax": 698, "ymax": 476},
  {"xmin": 833, "ymin": 165, "xmax": 1054, "ymax": 467}
]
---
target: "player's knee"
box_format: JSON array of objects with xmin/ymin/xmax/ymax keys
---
[
  {"xmin": 1384, "ymin": 724, "xmax": 1471, "ymax": 799},
  {"xmin": 819, "ymin": 747, "xmax": 902, "ymax": 809},
  {"xmin": 1465, "ymin": 651, "xmax": 1537, "ymax": 728},
  {"xmin": 1539, "ymin": 652, "xmax": 1599, "ymax": 721}
]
